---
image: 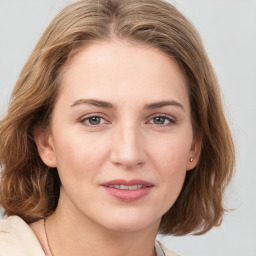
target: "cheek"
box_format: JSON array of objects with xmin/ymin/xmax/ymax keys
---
[
  {"xmin": 151, "ymin": 135, "xmax": 192, "ymax": 172},
  {"xmin": 54, "ymin": 145, "xmax": 98, "ymax": 198},
  {"xmin": 149, "ymin": 135, "xmax": 192, "ymax": 199},
  {"xmin": 52, "ymin": 132, "xmax": 110, "ymax": 179},
  {"xmin": 158, "ymin": 147, "xmax": 187, "ymax": 189},
  {"xmin": 154, "ymin": 143, "xmax": 189, "ymax": 213}
]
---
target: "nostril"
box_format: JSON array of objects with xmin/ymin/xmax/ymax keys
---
[
  {"xmin": 110, "ymin": 127, "xmax": 147, "ymax": 168},
  {"xmin": 110, "ymin": 150, "xmax": 146, "ymax": 169}
]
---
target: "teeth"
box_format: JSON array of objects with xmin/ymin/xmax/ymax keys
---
[{"xmin": 108, "ymin": 185, "xmax": 144, "ymax": 190}]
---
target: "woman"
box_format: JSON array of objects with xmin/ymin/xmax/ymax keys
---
[{"xmin": 0, "ymin": 0, "xmax": 235, "ymax": 255}]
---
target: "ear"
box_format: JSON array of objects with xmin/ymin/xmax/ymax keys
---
[
  {"xmin": 33, "ymin": 126, "xmax": 57, "ymax": 168},
  {"xmin": 186, "ymin": 134, "xmax": 201, "ymax": 171}
]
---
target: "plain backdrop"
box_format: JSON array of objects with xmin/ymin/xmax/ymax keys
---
[{"xmin": 0, "ymin": 1, "xmax": 255, "ymax": 255}]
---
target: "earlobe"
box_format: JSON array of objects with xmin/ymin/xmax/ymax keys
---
[
  {"xmin": 33, "ymin": 127, "xmax": 57, "ymax": 168},
  {"xmin": 186, "ymin": 135, "xmax": 201, "ymax": 171}
]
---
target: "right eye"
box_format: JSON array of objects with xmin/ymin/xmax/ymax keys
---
[
  {"xmin": 80, "ymin": 115, "xmax": 108, "ymax": 127},
  {"xmin": 147, "ymin": 114, "xmax": 176, "ymax": 127}
]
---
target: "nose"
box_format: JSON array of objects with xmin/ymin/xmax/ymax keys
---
[{"xmin": 110, "ymin": 123, "xmax": 146, "ymax": 169}]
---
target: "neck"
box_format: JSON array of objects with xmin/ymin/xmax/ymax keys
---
[{"xmin": 46, "ymin": 194, "xmax": 159, "ymax": 256}]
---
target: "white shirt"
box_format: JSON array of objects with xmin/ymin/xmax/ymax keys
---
[{"xmin": 0, "ymin": 216, "xmax": 179, "ymax": 256}]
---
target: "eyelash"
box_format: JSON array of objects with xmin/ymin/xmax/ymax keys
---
[
  {"xmin": 79, "ymin": 114, "xmax": 176, "ymax": 127},
  {"xmin": 80, "ymin": 114, "xmax": 108, "ymax": 127},
  {"xmin": 147, "ymin": 114, "xmax": 176, "ymax": 127}
]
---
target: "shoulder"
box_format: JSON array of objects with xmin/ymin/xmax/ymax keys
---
[
  {"xmin": 158, "ymin": 241, "xmax": 180, "ymax": 256},
  {"xmin": 0, "ymin": 215, "xmax": 45, "ymax": 256}
]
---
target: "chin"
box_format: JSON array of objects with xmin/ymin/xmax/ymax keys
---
[{"xmin": 101, "ymin": 215, "xmax": 161, "ymax": 233}]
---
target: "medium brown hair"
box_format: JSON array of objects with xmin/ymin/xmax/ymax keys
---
[{"xmin": 0, "ymin": 0, "xmax": 235, "ymax": 235}]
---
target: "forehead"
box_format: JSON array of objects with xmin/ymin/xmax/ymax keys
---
[{"xmin": 57, "ymin": 41, "xmax": 189, "ymax": 109}]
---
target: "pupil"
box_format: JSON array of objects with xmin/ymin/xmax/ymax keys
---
[
  {"xmin": 154, "ymin": 117, "xmax": 165, "ymax": 124},
  {"xmin": 89, "ymin": 116, "xmax": 101, "ymax": 125}
]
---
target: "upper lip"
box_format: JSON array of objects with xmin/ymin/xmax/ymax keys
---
[{"xmin": 101, "ymin": 179, "xmax": 154, "ymax": 187}]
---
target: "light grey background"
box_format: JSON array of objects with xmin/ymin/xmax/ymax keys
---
[{"xmin": 0, "ymin": 1, "xmax": 255, "ymax": 255}]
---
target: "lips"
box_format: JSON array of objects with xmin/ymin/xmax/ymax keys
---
[
  {"xmin": 106, "ymin": 184, "xmax": 145, "ymax": 190},
  {"xmin": 101, "ymin": 179, "xmax": 154, "ymax": 201}
]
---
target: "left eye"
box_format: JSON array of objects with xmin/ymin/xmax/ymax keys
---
[
  {"xmin": 82, "ymin": 116, "xmax": 105, "ymax": 126},
  {"xmin": 148, "ymin": 116, "xmax": 174, "ymax": 126}
]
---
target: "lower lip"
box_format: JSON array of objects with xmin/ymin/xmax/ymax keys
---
[{"xmin": 102, "ymin": 186, "xmax": 153, "ymax": 201}]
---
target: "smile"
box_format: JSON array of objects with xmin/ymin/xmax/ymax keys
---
[
  {"xmin": 106, "ymin": 185, "xmax": 146, "ymax": 190},
  {"xmin": 101, "ymin": 179, "xmax": 154, "ymax": 201}
]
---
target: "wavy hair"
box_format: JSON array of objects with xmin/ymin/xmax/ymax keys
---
[{"xmin": 0, "ymin": 0, "xmax": 235, "ymax": 235}]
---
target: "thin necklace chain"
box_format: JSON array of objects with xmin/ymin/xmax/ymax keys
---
[
  {"xmin": 43, "ymin": 218, "xmax": 163, "ymax": 256},
  {"xmin": 44, "ymin": 218, "xmax": 54, "ymax": 256}
]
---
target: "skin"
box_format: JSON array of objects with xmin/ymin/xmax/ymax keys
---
[{"xmin": 34, "ymin": 41, "xmax": 200, "ymax": 256}]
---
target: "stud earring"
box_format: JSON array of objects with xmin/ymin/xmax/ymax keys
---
[{"xmin": 190, "ymin": 157, "xmax": 194, "ymax": 162}]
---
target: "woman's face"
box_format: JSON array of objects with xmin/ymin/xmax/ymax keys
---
[{"xmin": 36, "ymin": 41, "xmax": 200, "ymax": 233}]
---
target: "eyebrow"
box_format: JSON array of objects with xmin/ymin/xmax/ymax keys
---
[
  {"xmin": 144, "ymin": 100, "xmax": 185, "ymax": 111},
  {"xmin": 70, "ymin": 98, "xmax": 185, "ymax": 111},
  {"xmin": 70, "ymin": 99, "xmax": 114, "ymax": 108}
]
